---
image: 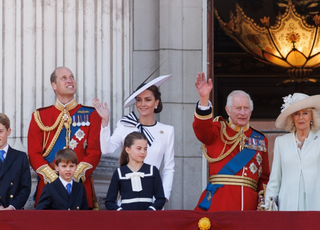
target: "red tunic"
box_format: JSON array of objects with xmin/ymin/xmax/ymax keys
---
[
  {"xmin": 193, "ymin": 105, "xmax": 269, "ymax": 211},
  {"xmin": 28, "ymin": 101, "xmax": 101, "ymax": 208}
]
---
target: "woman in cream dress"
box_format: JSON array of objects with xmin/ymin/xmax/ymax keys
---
[{"xmin": 265, "ymin": 93, "xmax": 320, "ymax": 211}]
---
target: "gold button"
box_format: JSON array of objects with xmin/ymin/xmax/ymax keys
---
[
  {"xmin": 10, "ymin": 182, "xmax": 13, "ymax": 186},
  {"xmin": 68, "ymin": 208, "xmax": 70, "ymax": 210},
  {"xmin": 77, "ymin": 207, "xmax": 79, "ymax": 210},
  {"xmin": 244, "ymin": 173, "xmax": 247, "ymax": 176},
  {"xmin": 244, "ymin": 167, "xmax": 248, "ymax": 170},
  {"xmin": 10, "ymin": 195, "xmax": 13, "ymax": 198}
]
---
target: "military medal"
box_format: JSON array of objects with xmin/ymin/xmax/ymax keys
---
[
  {"xmin": 77, "ymin": 115, "xmax": 81, "ymax": 126},
  {"xmin": 72, "ymin": 115, "xmax": 77, "ymax": 127},
  {"xmin": 69, "ymin": 139, "xmax": 78, "ymax": 150},
  {"xmin": 81, "ymin": 115, "xmax": 86, "ymax": 126},
  {"xmin": 85, "ymin": 115, "xmax": 90, "ymax": 126},
  {"xmin": 75, "ymin": 129, "xmax": 85, "ymax": 141}
]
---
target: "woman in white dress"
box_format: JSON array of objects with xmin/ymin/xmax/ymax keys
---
[
  {"xmin": 264, "ymin": 93, "xmax": 320, "ymax": 211},
  {"xmin": 93, "ymin": 75, "xmax": 174, "ymax": 201}
]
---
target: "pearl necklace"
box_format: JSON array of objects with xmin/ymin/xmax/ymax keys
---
[{"xmin": 295, "ymin": 133, "xmax": 305, "ymax": 148}]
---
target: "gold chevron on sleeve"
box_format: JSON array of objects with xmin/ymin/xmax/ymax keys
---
[
  {"xmin": 73, "ymin": 162, "xmax": 93, "ymax": 182},
  {"xmin": 36, "ymin": 165, "xmax": 58, "ymax": 184},
  {"xmin": 194, "ymin": 110, "xmax": 213, "ymax": 120}
]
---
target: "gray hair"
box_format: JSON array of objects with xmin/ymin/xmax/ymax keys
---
[
  {"xmin": 226, "ymin": 90, "xmax": 254, "ymax": 111},
  {"xmin": 283, "ymin": 108, "xmax": 320, "ymax": 132}
]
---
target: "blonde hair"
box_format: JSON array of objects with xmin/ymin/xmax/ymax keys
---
[{"xmin": 283, "ymin": 108, "xmax": 320, "ymax": 132}]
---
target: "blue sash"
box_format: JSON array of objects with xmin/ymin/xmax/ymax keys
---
[
  {"xmin": 44, "ymin": 106, "xmax": 94, "ymax": 163},
  {"xmin": 198, "ymin": 129, "xmax": 263, "ymax": 210}
]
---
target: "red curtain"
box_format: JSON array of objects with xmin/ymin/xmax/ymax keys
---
[{"xmin": 0, "ymin": 210, "xmax": 318, "ymax": 230}]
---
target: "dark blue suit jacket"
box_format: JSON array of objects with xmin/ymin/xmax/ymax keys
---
[
  {"xmin": 35, "ymin": 178, "xmax": 88, "ymax": 210},
  {"xmin": 0, "ymin": 146, "xmax": 31, "ymax": 209}
]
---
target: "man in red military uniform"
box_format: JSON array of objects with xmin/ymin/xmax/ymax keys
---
[
  {"xmin": 28, "ymin": 67, "xmax": 101, "ymax": 209},
  {"xmin": 193, "ymin": 72, "xmax": 269, "ymax": 211}
]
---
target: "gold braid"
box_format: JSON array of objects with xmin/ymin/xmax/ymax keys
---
[
  {"xmin": 33, "ymin": 109, "xmax": 71, "ymax": 157},
  {"xmin": 202, "ymin": 121, "xmax": 246, "ymax": 163},
  {"xmin": 34, "ymin": 110, "xmax": 63, "ymax": 132}
]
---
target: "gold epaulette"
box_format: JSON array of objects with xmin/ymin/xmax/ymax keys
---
[
  {"xmin": 213, "ymin": 116, "xmax": 222, "ymax": 122},
  {"xmin": 36, "ymin": 165, "xmax": 58, "ymax": 184},
  {"xmin": 73, "ymin": 162, "xmax": 93, "ymax": 182}
]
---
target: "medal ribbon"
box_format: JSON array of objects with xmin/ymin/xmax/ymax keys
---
[{"xmin": 44, "ymin": 106, "xmax": 94, "ymax": 163}]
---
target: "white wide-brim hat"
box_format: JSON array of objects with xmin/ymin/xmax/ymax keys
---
[
  {"xmin": 275, "ymin": 93, "xmax": 320, "ymax": 129},
  {"xmin": 123, "ymin": 74, "xmax": 172, "ymax": 108}
]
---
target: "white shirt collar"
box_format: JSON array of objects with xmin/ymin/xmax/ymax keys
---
[{"xmin": 59, "ymin": 176, "xmax": 73, "ymax": 188}]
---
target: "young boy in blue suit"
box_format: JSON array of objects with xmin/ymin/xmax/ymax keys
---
[
  {"xmin": 0, "ymin": 113, "xmax": 31, "ymax": 210},
  {"xmin": 35, "ymin": 148, "xmax": 88, "ymax": 210}
]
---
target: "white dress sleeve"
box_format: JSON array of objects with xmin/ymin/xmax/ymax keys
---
[
  {"xmin": 264, "ymin": 136, "xmax": 282, "ymax": 209},
  {"xmin": 161, "ymin": 125, "xmax": 175, "ymax": 200},
  {"xmin": 100, "ymin": 120, "xmax": 126, "ymax": 155}
]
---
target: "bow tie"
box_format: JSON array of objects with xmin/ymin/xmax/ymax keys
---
[
  {"xmin": 120, "ymin": 112, "xmax": 155, "ymax": 146},
  {"xmin": 125, "ymin": 172, "xmax": 145, "ymax": 192}
]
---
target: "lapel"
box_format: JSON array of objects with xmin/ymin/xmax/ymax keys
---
[
  {"xmin": 54, "ymin": 179, "xmax": 70, "ymax": 202},
  {"xmin": 0, "ymin": 147, "xmax": 17, "ymax": 178}
]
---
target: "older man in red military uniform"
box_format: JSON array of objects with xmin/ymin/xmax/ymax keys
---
[
  {"xmin": 193, "ymin": 72, "xmax": 269, "ymax": 211},
  {"xmin": 28, "ymin": 67, "xmax": 101, "ymax": 209}
]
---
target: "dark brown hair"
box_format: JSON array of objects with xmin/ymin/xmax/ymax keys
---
[
  {"xmin": 55, "ymin": 148, "xmax": 78, "ymax": 166},
  {"xmin": 147, "ymin": 85, "xmax": 163, "ymax": 113},
  {"xmin": 0, "ymin": 113, "xmax": 10, "ymax": 130},
  {"xmin": 119, "ymin": 132, "xmax": 147, "ymax": 167}
]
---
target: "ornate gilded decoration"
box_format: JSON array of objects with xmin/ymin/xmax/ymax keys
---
[
  {"xmin": 36, "ymin": 165, "xmax": 58, "ymax": 184},
  {"xmin": 34, "ymin": 99, "xmax": 78, "ymax": 157},
  {"xmin": 215, "ymin": 0, "xmax": 320, "ymax": 85},
  {"xmin": 239, "ymin": 136, "xmax": 267, "ymax": 152},
  {"xmin": 73, "ymin": 162, "xmax": 93, "ymax": 182},
  {"xmin": 202, "ymin": 121, "xmax": 246, "ymax": 163},
  {"xmin": 198, "ymin": 217, "xmax": 211, "ymax": 230}
]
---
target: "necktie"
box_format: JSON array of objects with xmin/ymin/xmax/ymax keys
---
[
  {"xmin": 66, "ymin": 183, "xmax": 72, "ymax": 195},
  {"xmin": 0, "ymin": 150, "xmax": 5, "ymax": 162}
]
